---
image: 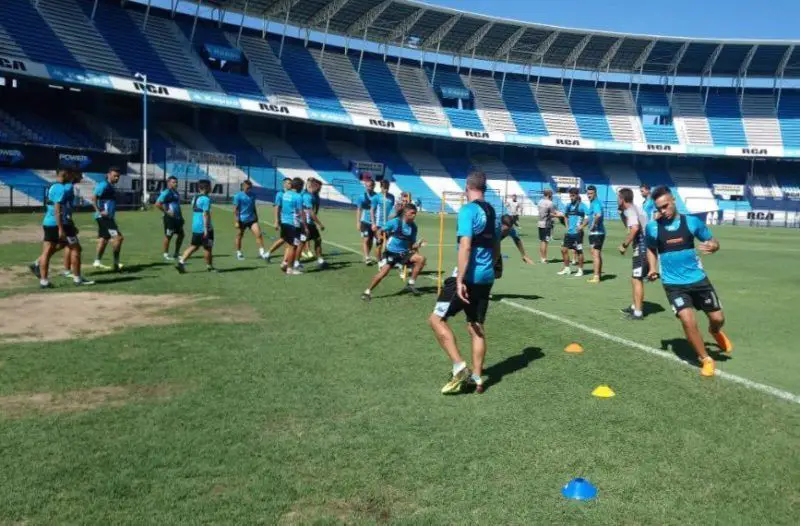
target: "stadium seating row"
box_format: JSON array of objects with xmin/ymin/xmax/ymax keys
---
[{"xmin": 1, "ymin": 0, "xmax": 799, "ymax": 149}]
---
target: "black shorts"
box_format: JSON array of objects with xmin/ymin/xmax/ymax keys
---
[
  {"xmin": 280, "ymin": 224, "xmax": 301, "ymax": 246},
  {"xmin": 44, "ymin": 224, "xmax": 79, "ymax": 245},
  {"xmin": 538, "ymin": 227, "xmax": 552, "ymax": 242},
  {"xmin": 562, "ymin": 232, "xmax": 584, "ymax": 252},
  {"xmin": 360, "ymin": 221, "xmax": 374, "ymax": 241},
  {"xmin": 381, "ymin": 250, "xmax": 410, "ymax": 267},
  {"xmin": 433, "ymin": 277, "xmax": 493, "ymax": 324},
  {"xmin": 663, "ymin": 278, "xmax": 722, "ymax": 316},
  {"xmin": 190, "ymin": 230, "xmax": 215, "ymax": 249},
  {"xmin": 163, "ymin": 215, "xmax": 185, "ymax": 237},
  {"xmin": 238, "ymin": 219, "xmax": 257, "ymax": 232},
  {"xmin": 43, "ymin": 225, "xmax": 60, "ymax": 243},
  {"xmin": 96, "ymin": 217, "xmax": 121, "ymax": 240},
  {"xmin": 588, "ymin": 234, "xmax": 605, "ymax": 250},
  {"xmin": 307, "ymin": 224, "xmax": 321, "ymax": 242},
  {"xmin": 631, "ymin": 245, "xmax": 649, "ymax": 281}
]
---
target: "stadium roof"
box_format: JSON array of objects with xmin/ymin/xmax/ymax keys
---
[{"xmin": 199, "ymin": 0, "xmax": 800, "ymax": 78}]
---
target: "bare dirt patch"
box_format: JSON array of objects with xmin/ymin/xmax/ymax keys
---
[
  {"xmin": 0, "ymin": 225, "xmax": 42, "ymax": 245},
  {"xmin": 0, "ymin": 292, "xmax": 259, "ymax": 344},
  {"xmin": 0, "ymin": 266, "xmax": 31, "ymax": 290},
  {"xmin": 0, "ymin": 383, "xmax": 181, "ymax": 418}
]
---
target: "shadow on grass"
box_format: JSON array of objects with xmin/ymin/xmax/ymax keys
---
[
  {"xmin": 217, "ymin": 266, "xmax": 262, "ymax": 274},
  {"xmin": 482, "ymin": 346, "xmax": 544, "ymax": 391},
  {"xmin": 94, "ymin": 275, "xmax": 146, "ymax": 285},
  {"xmin": 305, "ymin": 261, "xmax": 352, "ymax": 273},
  {"xmin": 599, "ymin": 274, "xmax": 617, "ymax": 282},
  {"xmin": 661, "ymin": 338, "xmax": 732, "ymax": 365},
  {"xmin": 491, "ymin": 293, "xmax": 542, "ymax": 301},
  {"xmin": 115, "ymin": 262, "xmax": 169, "ymax": 273},
  {"xmin": 642, "ymin": 301, "xmax": 666, "ymax": 316},
  {"xmin": 381, "ymin": 285, "xmax": 437, "ymax": 298}
]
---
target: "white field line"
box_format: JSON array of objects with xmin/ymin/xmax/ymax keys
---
[{"xmin": 225, "ymin": 207, "xmax": 799, "ymax": 406}]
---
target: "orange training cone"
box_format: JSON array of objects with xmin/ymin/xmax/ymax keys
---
[{"xmin": 564, "ymin": 343, "xmax": 584, "ymax": 354}]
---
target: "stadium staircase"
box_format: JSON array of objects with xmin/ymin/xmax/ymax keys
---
[
  {"xmin": 704, "ymin": 92, "xmax": 748, "ymax": 147},
  {"xmin": 534, "ymin": 83, "xmax": 581, "ymax": 137},
  {"xmin": 310, "ymin": 48, "xmax": 382, "ymax": 120},
  {"xmin": 0, "ymin": 0, "xmax": 81, "ymax": 68},
  {"xmin": 567, "ymin": 86, "xmax": 614, "ymax": 141},
  {"xmin": 498, "ymin": 79, "xmax": 549, "ymax": 136},
  {"xmin": 598, "ymin": 87, "xmax": 645, "ymax": 143},
  {"xmin": 740, "ymin": 94, "xmax": 782, "ymax": 147},
  {"xmin": 461, "ymin": 74, "xmax": 518, "ymax": 133},
  {"xmin": 351, "ymin": 57, "xmax": 417, "ymax": 123},
  {"xmin": 635, "ymin": 90, "xmax": 680, "ymax": 144},
  {"xmin": 671, "ymin": 92, "xmax": 714, "ymax": 145},
  {"xmin": 777, "ymin": 94, "xmax": 800, "ymax": 147},
  {"xmin": 237, "ymin": 35, "xmax": 306, "ymax": 108},
  {"xmin": 268, "ymin": 41, "xmax": 347, "ymax": 116},
  {"xmin": 393, "ymin": 64, "xmax": 449, "ymax": 127},
  {"xmin": 668, "ymin": 166, "xmax": 717, "ymax": 213},
  {"xmin": 35, "ymin": 0, "xmax": 130, "ymax": 77}
]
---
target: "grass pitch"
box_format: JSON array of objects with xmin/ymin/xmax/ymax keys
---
[{"xmin": 0, "ymin": 206, "xmax": 798, "ymax": 524}]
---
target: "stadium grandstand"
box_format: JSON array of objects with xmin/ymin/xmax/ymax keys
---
[{"xmin": 1, "ymin": 0, "xmax": 799, "ymax": 226}]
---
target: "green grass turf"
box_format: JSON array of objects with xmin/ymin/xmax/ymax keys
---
[{"xmin": 0, "ymin": 206, "xmax": 798, "ymax": 524}]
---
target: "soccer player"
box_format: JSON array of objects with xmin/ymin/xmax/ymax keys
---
[
  {"xmin": 371, "ymin": 179, "xmax": 396, "ymax": 260},
  {"xmin": 645, "ymin": 186, "xmax": 733, "ymax": 377},
  {"xmin": 498, "ymin": 214, "xmax": 534, "ymax": 271},
  {"xmin": 303, "ymin": 178, "xmax": 327, "ymax": 269},
  {"xmin": 30, "ymin": 169, "xmax": 93, "ymax": 287},
  {"xmin": 176, "ymin": 179, "xmax": 215, "ymax": 273},
  {"xmin": 232, "ymin": 180, "xmax": 268, "ymax": 261},
  {"xmin": 279, "ymin": 177, "xmax": 307, "ymax": 275},
  {"xmin": 91, "ymin": 166, "xmax": 124, "ymax": 272},
  {"xmin": 59, "ymin": 169, "xmax": 81, "ymax": 279},
  {"xmin": 506, "ymin": 194, "xmax": 522, "ymax": 229},
  {"xmin": 264, "ymin": 177, "xmax": 292, "ymax": 262},
  {"xmin": 555, "ymin": 188, "xmax": 589, "ymax": 276},
  {"xmin": 154, "ymin": 175, "xmax": 184, "ymax": 261},
  {"xmin": 536, "ymin": 188, "xmax": 555, "ymax": 263},
  {"xmin": 617, "ymin": 188, "xmax": 649, "ymax": 321},
  {"xmin": 430, "ymin": 171, "xmax": 500, "ymax": 395},
  {"xmin": 357, "ymin": 178, "xmax": 377, "ymax": 265},
  {"xmin": 586, "ymin": 185, "xmax": 606, "ymax": 283},
  {"xmin": 641, "ymin": 183, "xmax": 657, "ymax": 221},
  {"xmin": 361, "ymin": 203, "xmax": 425, "ymax": 300}
]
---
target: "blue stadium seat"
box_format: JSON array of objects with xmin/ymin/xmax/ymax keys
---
[
  {"xmin": 497, "ymin": 78, "xmax": 549, "ymax": 136},
  {"xmin": 705, "ymin": 92, "xmax": 748, "ymax": 147},
  {"xmin": 352, "ymin": 57, "xmax": 417, "ymax": 123},
  {"xmin": 269, "ymin": 41, "xmax": 347, "ymax": 115},
  {"xmin": 0, "ymin": 0, "xmax": 81, "ymax": 68},
  {"xmin": 424, "ymin": 68, "xmax": 484, "ymax": 130},
  {"xmin": 568, "ymin": 86, "xmax": 614, "ymax": 141},
  {"xmin": 778, "ymin": 94, "xmax": 800, "ymax": 148},
  {"xmin": 636, "ymin": 90, "xmax": 680, "ymax": 144}
]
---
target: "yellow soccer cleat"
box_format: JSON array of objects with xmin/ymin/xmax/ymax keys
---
[
  {"xmin": 711, "ymin": 330, "xmax": 733, "ymax": 354},
  {"xmin": 700, "ymin": 357, "xmax": 716, "ymax": 377},
  {"xmin": 441, "ymin": 367, "xmax": 470, "ymax": 395},
  {"xmin": 587, "ymin": 275, "xmax": 600, "ymax": 284}
]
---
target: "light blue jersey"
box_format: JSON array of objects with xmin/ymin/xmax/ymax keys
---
[
  {"xmin": 233, "ymin": 190, "xmax": 257, "ymax": 223},
  {"xmin": 384, "ymin": 217, "xmax": 417, "ymax": 254},
  {"xmin": 588, "ymin": 199, "xmax": 605, "ymax": 234},
  {"xmin": 191, "ymin": 195, "xmax": 212, "ymax": 234},
  {"xmin": 156, "ymin": 188, "xmax": 182, "ymax": 218},
  {"xmin": 280, "ymin": 190, "xmax": 303, "ymax": 227},
  {"xmin": 456, "ymin": 201, "xmax": 501, "ymax": 285},
  {"xmin": 646, "ymin": 214, "xmax": 712, "ymax": 286},
  {"xmin": 93, "ymin": 180, "xmax": 117, "ymax": 219},
  {"xmin": 358, "ymin": 191, "xmax": 374, "ymax": 224},
  {"xmin": 42, "ymin": 183, "xmax": 66, "ymax": 227},
  {"xmin": 564, "ymin": 201, "xmax": 590, "ymax": 234},
  {"xmin": 302, "ymin": 190, "xmax": 320, "ymax": 225},
  {"xmin": 62, "ymin": 182, "xmax": 76, "ymax": 223},
  {"xmin": 371, "ymin": 192, "xmax": 395, "ymax": 227},
  {"xmin": 643, "ymin": 197, "xmax": 656, "ymax": 220}
]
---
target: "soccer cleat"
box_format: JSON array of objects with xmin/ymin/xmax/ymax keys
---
[
  {"xmin": 40, "ymin": 281, "xmax": 53, "ymax": 289},
  {"xmin": 587, "ymin": 275, "xmax": 600, "ymax": 284},
  {"xmin": 467, "ymin": 377, "xmax": 486, "ymax": 394},
  {"xmin": 236, "ymin": 253, "xmax": 245, "ymax": 261},
  {"xmin": 260, "ymin": 253, "xmax": 269, "ymax": 261},
  {"xmin": 622, "ymin": 312, "xmax": 644, "ymax": 321},
  {"xmin": 29, "ymin": 263, "xmax": 41, "ymax": 279},
  {"xmin": 60, "ymin": 270, "xmax": 73, "ymax": 279},
  {"xmin": 93, "ymin": 261, "xmax": 111, "ymax": 270},
  {"xmin": 112, "ymin": 263, "xmax": 123, "ymax": 273},
  {"xmin": 361, "ymin": 292, "xmax": 371, "ymax": 302},
  {"xmin": 574, "ymin": 269, "xmax": 585, "ymax": 277},
  {"xmin": 405, "ymin": 284, "xmax": 422, "ymax": 296},
  {"xmin": 318, "ymin": 261, "xmax": 329, "ymax": 270},
  {"xmin": 176, "ymin": 262, "xmax": 186, "ymax": 274},
  {"xmin": 207, "ymin": 266, "xmax": 219, "ymax": 273},
  {"xmin": 700, "ymin": 357, "xmax": 716, "ymax": 377},
  {"xmin": 711, "ymin": 330, "xmax": 734, "ymax": 354},
  {"xmin": 163, "ymin": 254, "xmax": 175, "ymax": 261},
  {"xmin": 557, "ymin": 267, "xmax": 572, "ymax": 276},
  {"xmin": 620, "ymin": 306, "xmax": 634, "ymax": 315},
  {"xmin": 287, "ymin": 268, "xmax": 303, "ymax": 276},
  {"xmin": 74, "ymin": 277, "xmax": 95, "ymax": 286},
  {"xmin": 441, "ymin": 367, "xmax": 470, "ymax": 395},
  {"xmin": 540, "ymin": 258, "xmax": 547, "ymax": 264}
]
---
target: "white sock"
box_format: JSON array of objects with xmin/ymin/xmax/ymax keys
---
[
  {"xmin": 73, "ymin": 275, "xmax": 81, "ymax": 283},
  {"xmin": 259, "ymin": 247, "xmax": 265, "ymax": 255},
  {"xmin": 452, "ymin": 361, "xmax": 467, "ymax": 376},
  {"xmin": 178, "ymin": 258, "xmax": 185, "ymax": 264},
  {"xmin": 265, "ymin": 251, "xmax": 271, "ymax": 258},
  {"xmin": 293, "ymin": 261, "xmax": 300, "ymax": 268},
  {"xmin": 163, "ymin": 252, "xmax": 169, "ymax": 258},
  {"xmin": 40, "ymin": 279, "xmax": 49, "ymax": 286},
  {"xmin": 93, "ymin": 259, "xmax": 101, "ymax": 265},
  {"xmin": 634, "ymin": 309, "xmax": 643, "ymax": 317},
  {"xmin": 364, "ymin": 288, "xmax": 371, "ymax": 295},
  {"xmin": 408, "ymin": 279, "xmax": 415, "ymax": 285},
  {"xmin": 470, "ymin": 373, "xmax": 483, "ymax": 385},
  {"xmin": 237, "ymin": 250, "xmax": 243, "ymax": 257},
  {"xmin": 317, "ymin": 257, "xmax": 324, "ymax": 264}
]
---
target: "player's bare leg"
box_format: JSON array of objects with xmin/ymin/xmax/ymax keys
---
[
  {"xmin": 466, "ymin": 321, "xmax": 487, "ymax": 392},
  {"xmin": 707, "ymin": 310, "xmax": 733, "ymax": 353},
  {"xmin": 558, "ymin": 246, "xmax": 571, "ymax": 275},
  {"xmin": 361, "ymin": 264, "xmax": 392, "ymax": 301},
  {"xmin": 677, "ymin": 308, "xmax": 714, "ymax": 377},
  {"xmin": 430, "ymin": 313, "xmax": 470, "ymax": 394},
  {"xmin": 404, "ymin": 253, "xmax": 426, "ymax": 296}
]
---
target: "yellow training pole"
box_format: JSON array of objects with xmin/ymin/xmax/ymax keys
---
[{"xmin": 437, "ymin": 195, "xmax": 446, "ymax": 296}]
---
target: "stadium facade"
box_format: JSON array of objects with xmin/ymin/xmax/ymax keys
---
[{"xmin": 1, "ymin": 0, "xmax": 799, "ymax": 225}]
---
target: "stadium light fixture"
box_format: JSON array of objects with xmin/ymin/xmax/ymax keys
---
[{"xmin": 134, "ymin": 72, "xmax": 150, "ymax": 207}]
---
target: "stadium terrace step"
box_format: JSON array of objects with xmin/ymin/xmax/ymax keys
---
[
  {"xmin": 309, "ymin": 48, "xmax": 382, "ymax": 120},
  {"xmin": 741, "ymin": 94, "xmax": 783, "ymax": 147},
  {"xmin": 705, "ymin": 92, "xmax": 748, "ymax": 147},
  {"xmin": 534, "ymin": 83, "xmax": 581, "ymax": 138},
  {"xmin": 237, "ymin": 34, "xmax": 307, "ymax": 108},
  {"xmin": 462, "ymin": 74, "xmax": 517, "ymax": 133},
  {"xmin": 353, "ymin": 57, "xmax": 417, "ymax": 123},
  {"xmin": 393, "ymin": 64, "xmax": 449, "ymax": 127},
  {"xmin": 671, "ymin": 92, "xmax": 714, "ymax": 145},
  {"xmin": 567, "ymin": 86, "xmax": 614, "ymax": 141}
]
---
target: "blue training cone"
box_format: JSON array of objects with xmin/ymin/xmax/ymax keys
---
[
  {"xmin": 561, "ymin": 478, "xmax": 597, "ymax": 500},
  {"xmin": 502, "ymin": 254, "xmax": 509, "ymax": 259}
]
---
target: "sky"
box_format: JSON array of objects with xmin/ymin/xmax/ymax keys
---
[{"xmin": 424, "ymin": 0, "xmax": 798, "ymax": 40}]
